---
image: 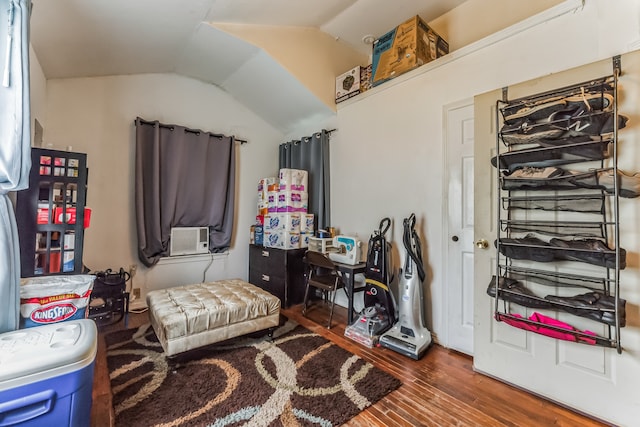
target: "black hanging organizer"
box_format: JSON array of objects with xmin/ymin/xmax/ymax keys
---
[{"xmin": 490, "ymin": 56, "xmax": 627, "ymax": 353}]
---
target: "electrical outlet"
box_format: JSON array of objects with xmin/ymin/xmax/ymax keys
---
[
  {"xmin": 133, "ymin": 288, "xmax": 141, "ymax": 299},
  {"xmin": 130, "ymin": 264, "xmax": 137, "ymax": 278}
]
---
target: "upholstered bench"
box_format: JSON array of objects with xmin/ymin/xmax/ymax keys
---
[{"xmin": 146, "ymin": 279, "xmax": 281, "ymax": 356}]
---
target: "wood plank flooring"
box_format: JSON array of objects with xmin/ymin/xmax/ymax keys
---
[{"xmin": 92, "ymin": 304, "xmax": 610, "ymax": 427}]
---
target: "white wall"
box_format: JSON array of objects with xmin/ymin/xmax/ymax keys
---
[
  {"xmin": 43, "ymin": 74, "xmax": 285, "ymax": 304},
  {"xmin": 328, "ymin": 0, "xmax": 640, "ymax": 424},
  {"xmin": 28, "ymin": 45, "xmax": 46, "ymax": 144},
  {"xmin": 331, "ymin": 0, "xmax": 640, "ymax": 338}
]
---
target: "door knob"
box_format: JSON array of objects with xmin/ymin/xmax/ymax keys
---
[
  {"xmin": 475, "ymin": 239, "xmax": 489, "ymax": 249},
  {"xmin": 451, "ymin": 236, "xmax": 459, "ymax": 242}
]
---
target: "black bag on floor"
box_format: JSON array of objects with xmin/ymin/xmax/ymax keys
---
[{"xmin": 88, "ymin": 268, "xmax": 130, "ymax": 325}]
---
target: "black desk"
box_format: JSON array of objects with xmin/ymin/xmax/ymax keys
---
[{"xmin": 334, "ymin": 261, "xmax": 367, "ymax": 325}]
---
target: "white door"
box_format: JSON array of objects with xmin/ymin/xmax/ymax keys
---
[
  {"xmin": 472, "ymin": 55, "xmax": 634, "ymax": 424},
  {"xmin": 444, "ymin": 101, "xmax": 475, "ymax": 355}
]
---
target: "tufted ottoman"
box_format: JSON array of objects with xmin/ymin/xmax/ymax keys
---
[{"xmin": 146, "ymin": 279, "xmax": 281, "ymax": 356}]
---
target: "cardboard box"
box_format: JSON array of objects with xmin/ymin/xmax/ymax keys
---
[
  {"xmin": 54, "ymin": 207, "xmax": 92, "ymax": 229},
  {"xmin": 335, "ymin": 66, "xmax": 361, "ymax": 103},
  {"xmin": 371, "ymin": 15, "xmax": 448, "ymax": 87},
  {"xmin": 360, "ymin": 64, "xmax": 372, "ymax": 93},
  {"xmin": 37, "ymin": 208, "xmax": 51, "ymax": 224}
]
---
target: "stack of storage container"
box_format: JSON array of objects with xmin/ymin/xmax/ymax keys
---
[{"xmin": 252, "ymin": 168, "xmax": 314, "ymax": 249}]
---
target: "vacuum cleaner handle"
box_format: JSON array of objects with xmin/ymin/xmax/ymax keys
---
[{"xmin": 379, "ymin": 217, "xmax": 391, "ymax": 236}]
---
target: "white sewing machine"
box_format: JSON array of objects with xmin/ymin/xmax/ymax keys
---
[{"xmin": 328, "ymin": 235, "xmax": 361, "ymax": 265}]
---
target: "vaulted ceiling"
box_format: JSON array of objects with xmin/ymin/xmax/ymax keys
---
[{"xmin": 29, "ymin": 0, "xmax": 466, "ymax": 133}]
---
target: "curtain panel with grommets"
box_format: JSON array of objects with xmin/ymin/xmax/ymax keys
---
[{"xmin": 134, "ymin": 117, "xmax": 236, "ymax": 267}]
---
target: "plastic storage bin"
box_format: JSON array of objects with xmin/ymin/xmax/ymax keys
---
[{"xmin": 0, "ymin": 319, "xmax": 97, "ymax": 426}]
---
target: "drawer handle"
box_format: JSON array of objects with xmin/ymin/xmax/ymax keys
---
[
  {"xmin": 261, "ymin": 274, "xmax": 270, "ymax": 282},
  {"xmin": 261, "ymin": 251, "xmax": 269, "ymax": 257}
]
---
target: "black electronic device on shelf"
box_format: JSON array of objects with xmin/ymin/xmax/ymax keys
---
[{"xmin": 88, "ymin": 268, "xmax": 130, "ymax": 326}]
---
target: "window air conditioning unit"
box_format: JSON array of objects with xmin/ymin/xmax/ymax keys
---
[{"xmin": 170, "ymin": 227, "xmax": 209, "ymax": 256}]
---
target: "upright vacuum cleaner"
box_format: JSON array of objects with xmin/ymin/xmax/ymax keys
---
[
  {"xmin": 344, "ymin": 218, "xmax": 396, "ymax": 348},
  {"xmin": 379, "ymin": 213, "xmax": 432, "ymax": 359}
]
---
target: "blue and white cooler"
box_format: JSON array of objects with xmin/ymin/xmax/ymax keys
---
[{"xmin": 0, "ymin": 320, "xmax": 97, "ymax": 426}]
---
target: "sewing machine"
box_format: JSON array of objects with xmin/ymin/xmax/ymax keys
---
[{"xmin": 328, "ymin": 235, "xmax": 361, "ymax": 265}]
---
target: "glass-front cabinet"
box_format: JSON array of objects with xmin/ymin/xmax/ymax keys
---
[{"xmin": 16, "ymin": 148, "xmax": 88, "ymax": 277}]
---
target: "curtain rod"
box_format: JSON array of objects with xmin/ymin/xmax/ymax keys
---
[{"xmin": 135, "ymin": 118, "xmax": 247, "ymax": 144}]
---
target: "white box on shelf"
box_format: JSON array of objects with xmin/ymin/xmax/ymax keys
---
[
  {"xmin": 308, "ymin": 237, "xmax": 334, "ymax": 254},
  {"xmin": 336, "ymin": 66, "xmax": 361, "ymax": 103}
]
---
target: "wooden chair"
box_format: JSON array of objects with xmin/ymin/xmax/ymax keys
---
[{"xmin": 302, "ymin": 251, "xmax": 345, "ymax": 329}]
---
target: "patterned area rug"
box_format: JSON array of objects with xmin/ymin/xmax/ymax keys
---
[{"xmin": 105, "ymin": 320, "xmax": 401, "ymax": 426}]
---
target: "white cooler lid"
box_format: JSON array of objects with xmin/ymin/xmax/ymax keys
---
[{"xmin": 0, "ymin": 319, "xmax": 97, "ymax": 390}]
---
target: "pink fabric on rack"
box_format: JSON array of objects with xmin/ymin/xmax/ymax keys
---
[{"xmin": 497, "ymin": 312, "xmax": 597, "ymax": 345}]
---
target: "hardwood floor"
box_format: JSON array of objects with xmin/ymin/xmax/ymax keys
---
[{"xmin": 92, "ymin": 304, "xmax": 609, "ymax": 427}]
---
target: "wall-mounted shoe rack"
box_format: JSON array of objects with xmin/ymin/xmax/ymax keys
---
[{"xmin": 491, "ymin": 57, "xmax": 629, "ymax": 354}]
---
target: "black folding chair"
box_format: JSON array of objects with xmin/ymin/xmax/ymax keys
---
[{"xmin": 302, "ymin": 251, "xmax": 345, "ymax": 329}]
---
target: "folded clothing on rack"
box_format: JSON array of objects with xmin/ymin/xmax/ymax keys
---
[
  {"xmin": 501, "ymin": 87, "xmax": 614, "ymax": 124},
  {"xmin": 506, "ymin": 268, "xmax": 606, "ymax": 291},
  {"xmin": 501, "ymin": 167, "xmax": 640, "ymax": 198},
  {"xmin": 545, "ymin": 291, "xmax": 626, "ymax": 327},
  {"xmin": 549, "ymin": 237, "xmax": 626, "ymax": 269},
  {"xmin": 498, "ymin": 234, "xmax": 626, "ymax": 269},
  {"xmin": 496, "ymin": 312, "xmax": 598, "ymax": 345},
  {"xmin": 487, "ymin": 276, "xmax": 625, "ymax": 327},
  {"xmin": 491, "ymin": 135, "xmax": 609, "ymax": 172},
  {"xmin": 497, "ymin": 235, "xmax": 555, "ymax": 262},
  {"xmin": 486, "ymin": 276, "xmax": 552, "ymax": 309},
  {"xmin": 503, "ymin": 220, "xmax": 605, "ymax": 239},
  {"xmin": 505, "ymin": 194, "xmax": 605, "ymax": 213},
  {"xmin": 500, "ymin": 109, "xmax": 628, "ymax": 146}
]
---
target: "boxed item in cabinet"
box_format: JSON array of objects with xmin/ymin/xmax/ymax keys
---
[
  {"xmin": 371, "ymin": 15, "xmax": 448, "ymax": 86},
  {"xmin": 54, "ymin": 207, "xmax": 92, "ymax": 229}
]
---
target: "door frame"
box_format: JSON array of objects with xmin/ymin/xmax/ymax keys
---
[{"xmin": 441, "ymin": 97, "xmax": 474, "ymax": 354}]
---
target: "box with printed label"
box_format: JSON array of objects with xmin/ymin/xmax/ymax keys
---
[
  {"xmin": 264, "ymin": 231, "xmax": 283, "ymax": 249},
  {"xmin": 336, "ymin": 66, "xmax": 361, "ymax": 103},
  {"xmin": 279, "ymin": 168, "xmax": 308, "ymax": 191},
  {"xmin": 54, "ymin": 207, "xmax": 92, "ymax": 229},
  {"xmin": 254, "ymin": 225, "xmax": 264, "ymax": 246},
  {"xmin": 264, "ymin": 213, "xmax": 284, "ymax": 231},
  {"xmin": 360, "ymin": 64, "xmax": 372, "ymax": 93},
  {"xmin": 300, "ymin": 214, "xmax": 315, "ymax": 234},
  {"xmin": 371, "ymin": 15, "xmax": 448, "ymax": 87},
  {"xmin": 277, "ymin": 191, "xmax": 308, "ymax": 213},
  {"xmin": 300, "ymin": 233, "xmax": 312, "ymax": 249},
  {"xmin": 282, "ymin": 232, "xmax": 301, "ymax": 249}
]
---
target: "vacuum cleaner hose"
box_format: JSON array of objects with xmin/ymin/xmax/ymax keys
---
[{"xmin": 403, "ymin": 214, "xmax": 425, "ymax": 282}]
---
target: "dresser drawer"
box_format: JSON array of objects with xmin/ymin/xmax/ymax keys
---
[
  {"xmin": 248, "ymin": 244, "xmax": 306, "ymax": 308},
  {"xmin": 249, "ymin": 270, "xmax": 285, "ymax": 305},
  {"xmin": 249, "ymin": 245, "xmax": 286, "ymax": 274}
]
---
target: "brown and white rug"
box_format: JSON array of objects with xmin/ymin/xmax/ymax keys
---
[{"xmin": 105, "ymin": 320, "xmax": 401, "ymax": 426}]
